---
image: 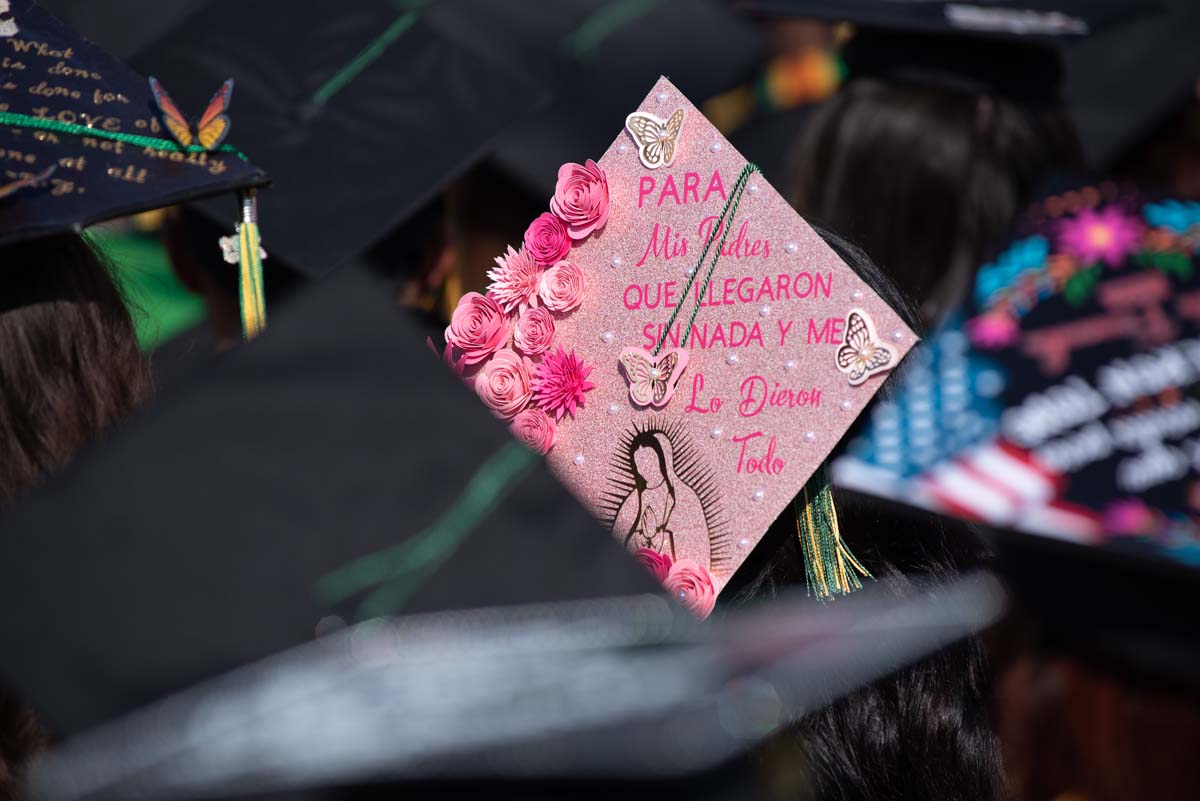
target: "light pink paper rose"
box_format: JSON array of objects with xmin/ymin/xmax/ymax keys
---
[
  {"xmin": 510, "ymin": 407, "xmax": 557, "ymax": 455},
  {"xmin": 634, "ymin": 548, "xmax": 673, "ymax": 583},
  {"xmin": 550, "ymin": 159, "xmax": 610, "ymax": 240},
  {"xmin": 524, "ymin": 212, "xmax": 571, "ymax": 265},
  {"xmin": 539, "ymin": 260, "xmax": 585, "ymax": 313},
  {"xmin": 474, "ymin": 348, "xmax": 533, "ymax": 419},
  {"xmin": 513, "ymin": 306, "xmax": 556, "ymax": 355},
  {"xmin": 664, "ymin": 559, "xmax": 717, "ymax": 619},
  {"xmin": 444, "ymin": 292, "xmax": 509, "ymax": 366}
]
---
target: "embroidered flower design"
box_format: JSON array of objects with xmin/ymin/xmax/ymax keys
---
[
  {"xmin": 532, "ymin": 347, "xmax": 595, "ymax": 420},
  {"xmin": 487, "ymin": 246, "xmax": 543, "ymax": 314},
  {"xmin": 966, "ymin": 312, "xmax": 1020, "ymax": 349},
  {"xmin": 1058, "ymin": 206, "xmax": 1143, "ymax": 268}
]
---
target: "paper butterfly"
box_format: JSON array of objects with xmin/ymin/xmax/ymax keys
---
[
  {"xmin": 0, "ymin": 165, "xmax": 55, "ymax": 201},
  {"xmin": 618, "ymin": 347, "xmax": 690, "ymax": 408},
  {"xmin": 624, "ymin": 108, "xmax": 685, "ymax": 170},
  {"xmin": 836, "ymin": 309, "xmax": 896, "ymax": 386},
  {"xmin": 149, "ymin": 77, "xmax": 234, "ymax": 151}
]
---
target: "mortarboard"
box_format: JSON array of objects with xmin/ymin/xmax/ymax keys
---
[
  {"xmin": 34, "ymin": 0, "xmax": 202, "ymax": 60},
  {"xmin": 0, "ymin": 1, "xmax": 271, "ymax": 339},
  {"xmin": 436, "ymin": 77, "xmax": 920, "ymax": 613},
  {"xmin": 0, "ymin": 265, "xmax": 657, "ymax": 737},
  {"xmin": 833, "ymin": 180, "xmax": 1200, "ymax": 679},
  {"xmin": 131, "ymin": 0, "xmax": 551, "ymax": 279}
]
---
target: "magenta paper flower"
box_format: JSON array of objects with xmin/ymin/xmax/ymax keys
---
[
  {"xmin": 1058, "ymin": 207, "xmax": 1143, "ymax": 268},
  {"xmin": 1103, "ymin": 498, "xmax": 1160, "ymax": 537},
  {"xmin": 664, "ymin": 559, "xmax": 717, "ymax": 619},
  {"xmin": 634, "ymin": 548, "xmax": 673, "ymax": 583},
  {"xmin": 523, "ymin": 212, "xmax": 572, "ymax": 265},
  {"xmin": 550, "ymin": 159, "xmax": 610, "ymax": 240},
  {"xmin": 444, "ymin": 292, "xmax": 509, "ymax": 366},
  {"xmin": 532, "ymin": 346, "xmax": 595, "ymax": 420},
  {"xmin": 474, "ymin": 348, "xmax": 534, "ymax": 420},
  {"xmin": 510, "ymin": 407, "xmax": 557, "ymax": 455},
  {"xmin": 487, "ymin": 245, "xmax": 543, "ymax": 313},
  {"xmin": 966, "ymin": 312, "xmax": 1020, "ymax": 349}
]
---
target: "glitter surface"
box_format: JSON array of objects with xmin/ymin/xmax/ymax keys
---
[{"xmin": 543, "ymin": 77, "xmax": 918, "ymax": 594}]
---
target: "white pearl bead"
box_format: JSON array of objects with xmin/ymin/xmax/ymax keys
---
[
  {"xmin": 759, "ymin": 305, "xmax": 771, "ymax": 317},
  {"xmin": 784, "ymin": 241, "xmax": 798, "ymax": 254},
  {"xmin": 747, "ymin": 182, "xmax": 759, "ymax": 195},
  {"xmin": 649, "ymin": 368, "xmax": 661, "ymax": 379},
  {"xmin": 685, "ymin": 266, "xmax": 695, "ymax": 277},
  {"xmin": 573, "ymin": 454, "xmax": 586, "ymax": 465},
  {"xmin": 784, "ymin": 359, "xmax": 797, "ymax": 370},
  {"xmin": 891, "ymin": 329, "xmax": 904, "ymax": 342},
  {"xmin": 752, "ymin": 489, "xmax": 765, "ymax": 502},
  {"xmin": 617, "ymin": 141, "xmax": 628, "ymax": 154},
  {"xmin": 611, "ymin": 256, "xmax": 623, "ymax": 268},
  {"xmin": 726, "ymin": 353, "xmax": 739, "ymax": 365},
  {"xmin": 839, "ymin": 399, "xmax": 853, "ymax": 411},
  {"xmin": 600, "ymin": 331, "xmax": 615, "ymax": 344},
  {"xmin": 710, "ymin": 427, "xmax": 723, "ymax": 439},
  {"xmin": 607, "ymin": 403, "xmax": 620, "ymax": 415},
  {"xmin": 804, "ymin": 431, "xmax": 816, "ymax": 442},
  {"xmin": 738, "ymin": 537, "xmax": 751, "ymax": 549},
  {"xmin": 656, "ymin": 91, "xmax": 668, "ymax": 103},
  {"xmin": 851, "ymin": 289, "xmax": 863, "ymax": 302},
  {"xmin": 710, "ymin": 141, "xmax": 722, "ymax": 153}
]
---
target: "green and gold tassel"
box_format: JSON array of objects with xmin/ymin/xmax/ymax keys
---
[
  {"xmin": 796, "ymin": 465, "xmax": 871, "ymax": 600},
  {"xmin": 236, "ymin": 190, "xmax": 267, "ymax": 340}
]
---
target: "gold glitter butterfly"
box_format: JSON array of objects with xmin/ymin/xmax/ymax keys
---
[
  {"xmin": 835, "ymin": 309, "xmax": 896, "ymax": 386},
  {"xmin": 624, "ymin": 108, "xmax": 685, "ymax": 170}
]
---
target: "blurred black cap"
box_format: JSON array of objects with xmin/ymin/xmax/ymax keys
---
[
  {"xmin": 0, "ymin": 266, "xmax": 656, "ymax": 737},
  {"xmin": 0, "ymin": 0, "xmax": 267, "ymax": 246},
  {"xmin": 131, "ymin": 0, "xmax": 550, "ymax": 278}
]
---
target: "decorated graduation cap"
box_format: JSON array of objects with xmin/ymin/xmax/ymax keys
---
[
  {"xmin": 0, "ymin": 265, "xmax": 656, "ymax": 737},
  {"xmin": 833, "ymin": 181, "xmax": 1200, "ymax": 676},
  {"xmin": 132, "ymin": 0, "xmax": 549, "ymax": 279},
  {"xmin": 438, "ymin": 77, "xmax": 919, "ymax": 608},
  {"xmin": 0, "ymin": 0, "xmax": 270, "ymax": 338}
]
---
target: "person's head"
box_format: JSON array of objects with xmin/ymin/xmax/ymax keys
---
[
  {"xmin": 629, "ymin": 431, "xmax": 670, "ymax": 491},
  {"xmin": 791, "ymin": 41, "xmax": 1082, "ymax": 326},
  {"xmin": 0, "ymin": 232, "xmax": 152, "ymax": 504},
  {"xmin": 727, "ymin": 226, "xmax": 1008, "ymax": 801}
]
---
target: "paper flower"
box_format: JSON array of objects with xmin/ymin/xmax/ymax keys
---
[
  {"xmin": 444, "ymin": 292, "xmax": 510, "ymax": 366},
  {"xmin": 510, "ymin": 407, "xmax": 557, "ymax": 455},
  {"xmin": 474, "ymin": 348, "xmax": 534, "ymax": 419},
  {"xmin": 634, "ymin": 548, "xmax": 674, "ymax": 583},
  {"xmin": 513, "ymin": 306, "xmax": 556, "ymax": 356},
  {"xmin": 1058, "ymin": 207, "xmax": 1143, "ymax": 268},
  {"xmin": 539, "ymin": 260, "xmax": 585, "ymax": 313},
  {"xmin": 966, "ymin": 312, "xmax": 1020, "ymax": 349},
  {"xmin": 532, "ymin": 347, "xmax": 595, "ymax": 420},
  {"xmin": 664, "ymin": 559, "xmax": 717, "ymax": 619},
  {"xmin": 524, "ymin": 212, "xmax": 572, "ymax": 265},
  {"xmin": 487, "ymin": 246, "xmax": 543, "ymax": 314},
  {"xmin": 550, "ymin": 159, "xmax": 610, "ymax": 240}
]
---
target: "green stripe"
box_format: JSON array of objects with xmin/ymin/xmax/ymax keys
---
[
  {"xmin": 310, "ymin": 11, "xmax": 420, "ymax": 106},
  {"xmin": 0, "ymin": 111, "xmax": 247, "ymax": 159},
  {"xmin": 566, "ymin": 0, "xmax": 665, "ymax": 58}
]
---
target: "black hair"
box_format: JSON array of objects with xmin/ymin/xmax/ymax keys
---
[
  {"xmin": 725, "ymin": 227, "xmax": 1009, "ymax": 801},
  {"xmin": 791, "ymin": 76, "xmax": 1082, "ymax": 326}
]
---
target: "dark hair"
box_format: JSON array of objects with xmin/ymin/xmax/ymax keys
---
[
  {"xmin": 0, "ymin": 232, "xmax": 152, "ymax": 503},
  {"xmin": 726, "ymin": 227, "xmax": 1008, "ymax": 801},
  {"xmin": 791, "ymin": 77, "xmax": 1082, "ymax": 325}
]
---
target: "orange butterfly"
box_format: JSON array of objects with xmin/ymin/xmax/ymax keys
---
[
  {"xmin": 0, "ymin": 165, "xmax": 56, "ymax": 201},
  {"xmin": 149, "ymin": 77, "xmax": 234, "ymax": 151}
]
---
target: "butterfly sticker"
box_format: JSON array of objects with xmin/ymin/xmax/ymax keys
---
[
  {"xmin": 0, "ymin": 165, "xmax": 56, "ymax": 201},
  {"xmin": 149, "ymin": 77, "xmax": 234, "ymax": 151},
  {"xmin": 618, "ymin": 347, "xmax": 690, "ymax": 408},
  {"xmin": 624, "ymin": 108, "xmax": 685, "ymax": 170},
  {"xmin": 836, "ymin": 309, "xmax": 896, "ymax": 386}
]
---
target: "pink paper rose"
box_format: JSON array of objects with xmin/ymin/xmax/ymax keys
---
[
  {"xmin": 539, "ymin": 260, "xmax": 585, "ymax": 313},
  {"xmin": 550, "ymin": 159, "xmax": 610, "ymax": 240},
  {"xmin": 445, "ymin": 292, "xmax": 509, "ymax": 366},
  {"xmin": 634, "ymin": 548, "xmax": 673, "ymax": 583},
  {"xmin": 510, "ymin": 407, "xmax": 557, "ymax": 455},
  {"xmin": 664, "ymin": 559, "xmax": 717, "ymax": 619},
  {"xmin": 513, "ymin": 306, "xmax": 556, "ymax": 356},
  {"xmin": 474, "ymin": 348, "xmax": 533, "ymax": 419},
  {"xmin": 524, "ymin": 212, "xmax": 571, "ymax": 265}
]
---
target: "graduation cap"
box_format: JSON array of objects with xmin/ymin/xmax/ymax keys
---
[
  {"xmin": 0, "ymin": 1, "xmax": 271, "ymax": 339},
  {"xmin": 131, "ymin": 0, "xmax": 551, "ymax": 279},
  {"xmin": 0, "ymin": 265, "xmax": 657, "ymax": 738},
  {"xmin": 24, "ymin": 573, "xmax": 1005, "ymax": 801},
  {"xmin": 34, "ymin": 0, "xmax": 202, "ymax": 59},
  {"xmin": 833, "ymin": 180, "xmax": 1200, "ymax": 679}
]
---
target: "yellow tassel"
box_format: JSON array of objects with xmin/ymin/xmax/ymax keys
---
[{"xmin": 237, "ymin": 191, "xmax": 266, "ymax": 340}]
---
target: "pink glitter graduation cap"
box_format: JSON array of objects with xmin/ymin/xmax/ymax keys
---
[{"xmin": 441, "ymin": 77, "xmax": 918, "ymax": 615}]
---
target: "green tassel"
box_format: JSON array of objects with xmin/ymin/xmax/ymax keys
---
[
  {"xmin": 795, "ymin": 465, "xmax": 871, "ymax": 600},
  {"xmin": 236, "ymin": 191, "xmax": 266, "ymax": 340}
]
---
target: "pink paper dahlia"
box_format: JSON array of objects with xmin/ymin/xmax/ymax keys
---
[{"xmin": 486, "ymin": 245, "xmax": 543, "ymax": 313}]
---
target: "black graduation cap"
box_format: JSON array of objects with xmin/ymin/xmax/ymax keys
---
[
  {"xmin": 735, "ymin": 1, "xmax": 1153, "ymax": 111},
  {"xmin": 0, "ymin": 0, "xmax": 267, "ymax": 246},
  {"xmin": 131, "ymin": 0, "xmax": 551, "ymax": 278},
  {"xmin": 34, "ymin": 0, "xmax": 202, "ymax": 60},
  {"xmin": 24, "ymin": 574, "xmax": 1005, "ymax": 801},
  {"xmin": 0, "ymin": 265, "xmax": 657, "ymax": 738},
  {"xmin": 463, "ymin": 0, "xmax": 765, "ymax": 198},
  {"xmin": 832, "ymin": 180, "xmax": 1200, "ymax": 681}
]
